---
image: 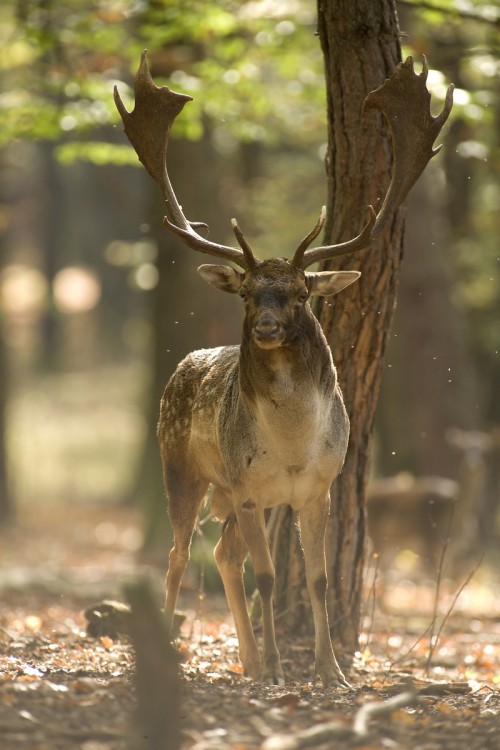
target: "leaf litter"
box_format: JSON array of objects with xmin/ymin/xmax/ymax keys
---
[{"xmin": 0, "ymin": 504, "xmax": 499, "ymax": 749}]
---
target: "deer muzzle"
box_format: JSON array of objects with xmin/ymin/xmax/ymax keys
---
[{"xmin": 252, "ymin": 313, "xmax": 285, "ymax": 349}]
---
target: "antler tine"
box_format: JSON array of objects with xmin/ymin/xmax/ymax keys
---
[
  {"xmin": 295, "ymin": 207, "xmax": 377, "ymax": 267},
  {"xmin": 298, "ymin": 56, "xmax": 454, "ymax": 270},
  {"xmin": 291, "ymin": 206, "xmax": 327, "ymax": 267},
  {"xmin": 231, "ymin": 219, "xmax": 257, "ymax": 269},
  {"xmin": 114, "ymin": 51, "xmax": 251, "ymax": 269}
]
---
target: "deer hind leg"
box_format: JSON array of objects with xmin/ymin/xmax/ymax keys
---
[
  {"xmin": 235, "ymin": 501, "xmax": 283, "ymax": 685},
  {"xmin": 299, "ymin": 495, "xmax": 349, "ymax": 688},
  {"xmin": 163, "ymin": 461, "xmax": 208, "ymax": 638}
]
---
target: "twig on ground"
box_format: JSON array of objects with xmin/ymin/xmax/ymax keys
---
[
  {"xmin": 0, "ymin": 625, "xmax": 15, "ymax": 642},
  {"xmin": 261, "ymin": 680, "xmax": 418, "ymax": 750},
  {"xmin": 426, "ymin": 555, "xmax": 483, "ymax": 672},
  {"xmin": 0, "ymin": 723, "xmax": 122, "ymax": 740},
  {"xmin": 389, "ymin": 620, "xmax": 434, "ymax": 669},
  {"xmin": 426, "ymin": 503, "xmax": 455, "ymax": 673}
]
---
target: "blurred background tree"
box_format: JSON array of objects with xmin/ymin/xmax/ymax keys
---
[{"xmin": 0, "ymin": 1, "xmax": 498, "ymax": 576}]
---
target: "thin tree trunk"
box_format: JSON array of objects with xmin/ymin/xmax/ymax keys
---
[
  {"xmin": 125, "ymin": 578, "xmax": 180, "ymax": 750},
  {"xmin": 0, "ymin": 317, "xmax": 11, "ymax": 524},
  {"xmin": 0, "ymin": 152, "xmax": 12, "ymax": 524}
]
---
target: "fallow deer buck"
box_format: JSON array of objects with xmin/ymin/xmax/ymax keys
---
[{"xmin": 114, "ymin": 52, "xmax": 453, "ymax": 687}]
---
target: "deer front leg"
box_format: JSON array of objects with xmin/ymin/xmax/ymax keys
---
[
  {"xmin": 236, "ymin": 501, "xmax": 284, "ymax": 685},
  {"xmin": 214, "ymin": 510, "xmax": 261, "ymax": 680},
  {"xmin": 299, "ymin": 496, "xmax": 350, "ymax": 688}
]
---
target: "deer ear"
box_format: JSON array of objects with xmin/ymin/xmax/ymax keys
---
[
  {"xmin": 306, "ymin": 271, "xmax": 361, "ymax": 297},
  {"xmin": 197, "ymin": 264, "xmax": 244, "ymax": 293}
]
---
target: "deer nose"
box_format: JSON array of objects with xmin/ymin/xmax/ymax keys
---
[
  {"xmin": 252, "ymin": 314, "xmax": 284, "ymax": 348},
  {"xmin": 254, "ymin": 314, "xmax": 280, "ymax": 337}
]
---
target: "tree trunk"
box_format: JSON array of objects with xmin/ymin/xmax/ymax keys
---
[
  {"xmin": 320, "ymin": 0, "xmax": 405, "ymax": 657},
  {"xmin": 272, "ymin": 0, "xmax": 405, "ymax": 659},
  {"xmin": 320, "ymin": 0, "xmax": 407, "ymax": 656}
]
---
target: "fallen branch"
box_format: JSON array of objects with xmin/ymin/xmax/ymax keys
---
[
  {"xmin": 352, "ymin": 681, "xmax": 418, "ymax": 737},
  {"xmin": 84, "ymin": 599, "xmax": 185, "ymax": 639},
  {"xmin": 261, "ymin": 680, "xmax": 418, "ymax": 750}
]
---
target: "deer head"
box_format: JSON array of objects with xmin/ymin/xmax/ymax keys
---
[{"xmin": 196, "ymin": 260, "xmax": 359, "ymax": 349}]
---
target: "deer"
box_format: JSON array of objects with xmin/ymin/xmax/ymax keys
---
[
  {"xmin": 367, "ymin": 429, "xmax": 500, "ymax": 574},
  {"xmin": 114, "ymin": 51, "xmax": 453, "ymax": 687}
]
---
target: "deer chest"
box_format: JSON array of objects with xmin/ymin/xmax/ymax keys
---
[{"xmin": 235, "ymin": 389, "xmax": 349, "ymax": 510}]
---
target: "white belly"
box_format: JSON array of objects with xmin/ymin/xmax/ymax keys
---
[{"xmin": 245, "ymin": 459, "xmax": 334, "ymax": 510}]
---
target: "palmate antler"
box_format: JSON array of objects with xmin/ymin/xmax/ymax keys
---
[
  {"xmin": 114, "ymin": 51, "xmax": 255, "ymax": 269},
  {"xmin": 291, "ymin": 56, "xmax": 454, "ymax": 268},
  {"xmin": 114, "ymin": 52, "xmax": 453, "ymax": 271}
]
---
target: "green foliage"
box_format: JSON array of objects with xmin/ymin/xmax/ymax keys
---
[
  {"xmin": 55, "ymin": 141, "xmax": 139, "ymax": 166},
  {"xmin": 1, "ymin": 0, "xmax": 325, "ymax": 156}
]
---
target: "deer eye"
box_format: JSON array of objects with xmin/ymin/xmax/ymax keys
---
[
  {"xmin": 239, "ymin": 291, "xmax": 248, "ymax": 302},
  {"xmin": 298, "ymin": 291, "xmax": 308, "ymax": 304}
]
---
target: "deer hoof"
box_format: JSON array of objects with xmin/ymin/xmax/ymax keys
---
[
  {"xmin": 262, "ymin": 672, "xmax": 285, "ymax": 686},
  {"xmin": 323, "ymin": 672, "xmax": 351, "ymax": 689},
  {"xmin": 261, "ymin": 663, "xmax": 285, "ymax": 686},
  {"xmin": 241, "ymin": 656, "xmax": 262, "ymax": 681},
  {"xmin": 318, "ymin": 663, "xmax": 351, "ymax": 689}
]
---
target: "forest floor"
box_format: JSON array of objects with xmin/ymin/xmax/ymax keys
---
[{"xmin": 0, "ymin": 502, "xmax": 499, "ymax": 750}]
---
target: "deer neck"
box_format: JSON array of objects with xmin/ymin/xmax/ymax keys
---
[{"xmin": 239, "ymin": 311, "xmax": 335, "ymax": 407}]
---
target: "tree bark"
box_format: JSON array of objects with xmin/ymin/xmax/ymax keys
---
[
  {"xmin": 319, "ymin": 0, "xmax": 404, "ymax": 655},
  {"xmin": 272, "ymin": 1, "xmax": 405, "ymax": 658}
]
